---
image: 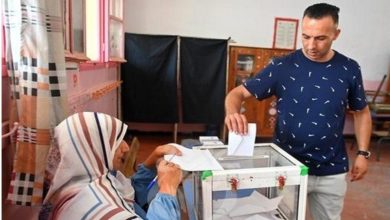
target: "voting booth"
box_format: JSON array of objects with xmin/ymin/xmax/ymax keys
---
[{"xmin": 187, "ymin": 143, "xmax": 308, "ymax": 220}]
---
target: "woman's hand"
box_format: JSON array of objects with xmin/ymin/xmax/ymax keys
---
[
  {"xmin": 143, "ymin": 144, "xmax": 182, "ymax": 168},
  {"xmin": 156, "ymin": 160, "xmax": 183, "ymax": 195}
]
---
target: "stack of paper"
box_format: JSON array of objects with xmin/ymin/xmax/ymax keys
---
[
  {"xmin": 164, "ymin": 143, "xmax": 224, "ymax": 171},
  {"xmin": 199, "ymin": 136, "xmax": 224, "ymax": 146}
]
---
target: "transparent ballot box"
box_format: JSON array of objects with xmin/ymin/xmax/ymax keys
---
[{"xmin": 190, "ymin": 143, "xmax": 308, "ymax": 220}]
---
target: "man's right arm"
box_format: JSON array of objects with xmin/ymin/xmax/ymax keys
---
[{"xmin": 224, "ymin": 85, "xmax": 254, "ymax": 135}]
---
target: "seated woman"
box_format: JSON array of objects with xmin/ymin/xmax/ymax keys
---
[{"xmin": 41, "ymin": 112, "xmax": 183, "ymax": 220}]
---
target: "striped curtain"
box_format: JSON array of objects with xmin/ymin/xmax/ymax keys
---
[{"xmin": 3, "ymin": 0, "xmax": 68, "ymax": 206}]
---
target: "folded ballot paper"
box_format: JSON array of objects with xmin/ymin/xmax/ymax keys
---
[
  {"xmin": 228, "ymin": 123, "xmax": 256, "ymax": 156},
  {"xmin": 164, "ymin": 143, "xmax": 224, "ymax": 171}
]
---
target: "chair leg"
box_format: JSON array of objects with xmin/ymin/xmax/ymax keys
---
[
  {"xmin": 376, "ymin": 138, "xmax": 384, "ymax": 161},
  {"xmin": 376, "ymin": 139, "xmax": 380, "ymax": 161}
]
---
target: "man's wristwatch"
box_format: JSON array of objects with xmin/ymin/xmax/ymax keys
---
[{"xmin": 356, "ymin": 150, "xmax": 371, "ymax": 159}]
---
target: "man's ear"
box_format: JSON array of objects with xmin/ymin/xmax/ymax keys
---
[{"xmin": 334, "ymin": 28, "xmax": 341, "ymax": 40}]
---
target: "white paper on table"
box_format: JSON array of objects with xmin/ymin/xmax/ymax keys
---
[
  {"xmin": 201, "ymin": 140, "xmax": 224, "ymax": 146},
  {"xmin": 228, "ymin": 123, "xmax": 256, "ymax": 156},
  {"xmin": 213, "ymin": 190, "xmax": 283, "ymax": 218},
  {"xmin": 164, "ymin": 143, "xmax": 223, "ymax": 171},
  {"xmin": 199, "ymin": 136, "xmax": 220, "ymax": 142}
]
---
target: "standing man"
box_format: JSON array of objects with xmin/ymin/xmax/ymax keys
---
[{"xmin": 225, "ymin": 3, "xmax": 372, "ymax": 220}]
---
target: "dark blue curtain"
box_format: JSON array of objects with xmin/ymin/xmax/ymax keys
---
[
  {"xmin": 180, "ymin": 37, "xmax": 227, "ymax": 124},
  {"xmin": 121, "ymin": 33, "xmax": 178, "ymax": 123}
]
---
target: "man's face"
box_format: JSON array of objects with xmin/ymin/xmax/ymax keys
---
[{"xmin": 301, "ymin": 16, "xmax": 340, "ymax": 62}]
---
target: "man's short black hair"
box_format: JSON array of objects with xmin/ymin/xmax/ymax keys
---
[{"xmin": 303, "ymin": 3, "xmax": 340, "ymax": 25}]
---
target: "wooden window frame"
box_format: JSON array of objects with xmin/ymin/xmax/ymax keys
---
[
  {"xmin": 64, "ymin": 0, "xmax": 90, "ymax": 62},
  {"xmin": 63, "ymin": 0, "xmax": 125, "ymax": 63},
  {"xmin": 105, "ymin": 0, "xmax": 126, "ymax": 62}
]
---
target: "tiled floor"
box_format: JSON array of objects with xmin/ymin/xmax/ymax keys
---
[{"xmin": 130, "ymin": 132, "xmax": 390, "ymax": 220}]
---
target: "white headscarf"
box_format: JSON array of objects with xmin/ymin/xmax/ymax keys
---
[{"xmin": 42, "ymin": 112, "xmax": 141, "ymax": 219}]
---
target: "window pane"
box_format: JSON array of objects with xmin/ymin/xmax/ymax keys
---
[
  {"xmin": 71, "ymin": 0, "xmax": 84, "ymax": 53},
  {"xmin": 110, "ymin": 0, "xmax": 122, "ymax": 19},
  {"xmin": 109, "ymin": 19, "xmax": 122, "ymax": 58}
]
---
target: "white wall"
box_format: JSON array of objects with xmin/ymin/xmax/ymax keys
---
[{"xmin": 124, "ymin": 0, "xmax": 390, "ymax": 82}]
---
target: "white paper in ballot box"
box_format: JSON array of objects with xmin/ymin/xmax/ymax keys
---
[
  {"xmin": 228, "ymin": 123, "xmax": 256, "ymax": 156},
  {"xmin": 213, "ymin": 190, "xmax": 283, "ymax": 219}
]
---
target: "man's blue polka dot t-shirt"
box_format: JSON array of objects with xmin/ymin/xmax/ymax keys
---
[{"xmin": 244, "ymin": 49, "xmax": 368, "ymax": 176}]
